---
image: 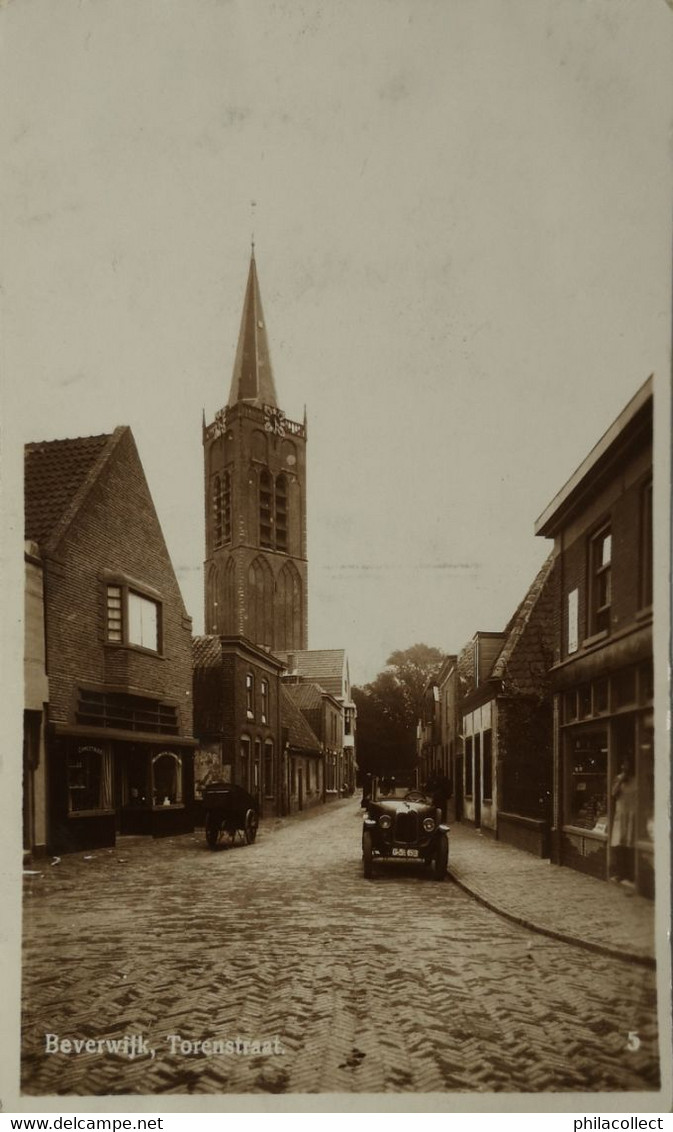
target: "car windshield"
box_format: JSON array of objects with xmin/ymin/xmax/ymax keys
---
[{"xmin": 374, "ymin": 779, "xmax": 428, "ymax": 802}]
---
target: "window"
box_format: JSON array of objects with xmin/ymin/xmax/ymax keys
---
[
  {"xmin": 567, "ymin": 588, "xmax": 579, "ymax": 654},
  {"xmin": 275, "ymin": 475, "xmax": 288, "ymax": 552},
  {"xmin": 77, "ymin": 689, "xmax": 178, "ymax": 734},
  {"xmin": 465, "ymin": 736, "xmax": 473, "ymax": 797},
  {"xmin": 213, "ymin": 472, "xmax": 232, "ymax": 548},
  {"xmin": 261, "ymin": 679, "xmax": 268, "ymax": 724},
  {"xmin": 640, "ymin": 479, "xmax": 653, "ymax": 609},
  {"xmin": 67, "ymin": 745, "xmax": 112, "ymax": 813},
  {"xmin": 482, "ymin": 730, "xmax": 493, "ymax": 801},
  {"xmin": 344, "ymin": 708, "xmax": 352, "ymax": 736},
  {"xmin": 240, "ymin": 735, "xmax": 251, "ymax": 791},
  {"xmin": 246, "ymin": 673, "xmax": 254, "ymax": 719},
  {"xmin": 254, "ymin": 739, "xmax": 262, "ymax": 793},
  {"xmin": 259, "ymin": 470, "xmax": 273, "ymax": 548},
  {"xmin": 566, "ymin": 730, "xmax": 607, "ymax": 831},
  {"xmin": 152, "ymin": 751, "xmax": 183, "ymax": 806},
  {"xmin": 589, "ymin": 525, "xmax": 611, "ymax": 635},
  {"xmin": 106, "ymin": 584, "xmax": 161, "ymax": 652}
]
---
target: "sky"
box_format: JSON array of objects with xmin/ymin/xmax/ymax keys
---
[{"xmin": 2, "ymin": 0, "xmax": 672, "ymax": 686}]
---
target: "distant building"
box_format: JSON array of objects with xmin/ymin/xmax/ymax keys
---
[
  {"xmin": 535, "ymin": 377, "xmax": 653, "ymax": 895},
  {"xmin": 458, "ymin": 556, "xmax": 555, "ymax": 855},
  {"xmin": 280, "ymin": 686, "xmax": 324, "ymax": 813},
  {"xmin": 283, "ymin": 682, "xmax": 343, "ymax": 803},
  {"xmin": 24, "ymin": 428, "xmax": 196, "ymax": 854},
  {"xmin": 192, "ymin": 635, "xmax": 284, "ymax": 818},
  {"xmin": 276, "ymin": 649, "xmax": 357, "ymax": 795}
]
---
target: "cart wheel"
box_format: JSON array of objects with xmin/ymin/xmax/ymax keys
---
[
  {"xmin": 244, "ymin": 809, "xmax": 258, "ymax": 844},
  {"xmin": 362, "ymin": 830, "xmax": 374, "ymax": 879},
  {"xmin": 433, "ymin": 833, "xmax": 448, "ymax": 880},
  {"xmin": 205, "ymin": 813, "xmax": 223, "ymax": 850}
]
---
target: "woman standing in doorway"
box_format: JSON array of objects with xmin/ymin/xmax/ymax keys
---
[{"xmin": 610, "ymin": 758, "xmax": 637, "ymax": 886}]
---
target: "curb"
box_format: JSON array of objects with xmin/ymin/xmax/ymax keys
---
[{"xmin": 448, "ymin": 869, "xmax": 656, "ymax": 970}]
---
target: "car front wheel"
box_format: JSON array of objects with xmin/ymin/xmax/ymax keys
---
[
  {"xmin": 433, "ymin": 833, "xmax": 448, "ymax": 880},
  {"xmin": 362, "ymin": 830, "xmax": 374, "ymax": 879}
]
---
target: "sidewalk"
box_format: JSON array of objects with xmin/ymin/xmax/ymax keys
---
[{"xmin": 448, "ymin": 822, "xmax": 657, "ymax": 967}]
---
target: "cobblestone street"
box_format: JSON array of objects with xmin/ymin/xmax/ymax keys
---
[{"xmin": 21, "ymin": 801, "xmax": 659, "ymax": 1097}]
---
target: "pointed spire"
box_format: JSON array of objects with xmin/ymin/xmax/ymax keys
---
[{"xmin": 227, "ymin": 250, "xmax": 279, "ymax": 409}]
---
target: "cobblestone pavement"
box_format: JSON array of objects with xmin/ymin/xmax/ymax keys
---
[{"xmin": 21, "ymin": 801, "xmax": 660, "ymax": 1097}]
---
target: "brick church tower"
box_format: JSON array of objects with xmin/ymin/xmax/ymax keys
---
[{"xmin": 203, "ymin": 249, "xmax": 308, "ymax": 651}]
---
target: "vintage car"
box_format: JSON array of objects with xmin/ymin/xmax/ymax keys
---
[
  {"xmin": 202, "ymin": 781, "xmax": 259, "ymax": 850},
  {"xmin": 361, "ymin": 778, "xmax": 449, "ymax": 880}
]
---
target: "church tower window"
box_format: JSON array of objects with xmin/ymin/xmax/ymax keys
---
[
  {"xmin": 259, "ymin": 469, "xmax": 273, "ymax": 548},
  {"xmin": 275, "ymin": 474, "xmax": 288, "ymax": 553},
  {"xmin": 213, "ymin": 473, "xmax": 232, "ymax": 549}
]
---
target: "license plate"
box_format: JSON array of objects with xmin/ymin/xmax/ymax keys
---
[{"xmin": 392, "ymin": 847, "xmax": 419, "ymax": 858}]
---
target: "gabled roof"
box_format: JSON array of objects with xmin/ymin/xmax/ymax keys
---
[
  {"xmin": 274, "ymin": 648, "xmax": 348, "ymax": 699},
  {"xmin": 24, "ymin": 429, "xmax": 126, "ymax": 551},
  {"xmin": 192, "ymin": 635, "xmax": 223, "ymax": 669},
  {"xmin": 283, "ymin": 682, "xmax": 328, "ymax": 710},
  {"xmin": 227, "ymin": 250, "xmax": 279, "ymax": 409},
  {"xmin": 490, "ymin": 553, "xmax": 555, "ymax": 696},
  {"xmin": 281, "ymin": 686, "xmax": 321, "ymax": 753}
]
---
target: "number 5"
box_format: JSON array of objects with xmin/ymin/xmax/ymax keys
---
[{"xmin": 627, "ymin": 1031, "xmax": 641, "ymax": 1051}]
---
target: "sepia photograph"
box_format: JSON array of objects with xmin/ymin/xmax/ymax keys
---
[{"xmin": 1, "ymin": 0, "xmax": 672, "ymax": 1114}]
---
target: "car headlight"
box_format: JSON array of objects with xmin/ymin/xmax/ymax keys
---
[
  {"xmin": 422, "ymin": 817, "xmax": 436, "ymax": 833},
  {"xmin": 378, "ymin": 814, "xmax": 392, "ymax": 830}
]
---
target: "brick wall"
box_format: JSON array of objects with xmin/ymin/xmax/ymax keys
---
[{"xmin": 43, "ymin": 429, "xmax": 193, "ymax": 737}]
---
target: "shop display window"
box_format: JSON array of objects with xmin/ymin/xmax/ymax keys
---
[
  {"xmin": 152, "ymin": 751, "xmax": 182, "ymax": 806},
  {"xmin": 638, "ymin": 661, "xmax": 653, "ymax": 705},
  {"xmin": 67, "ymin": 746, "xmax": 113, "ymax": 813},
  {"xmin": 578, "ymin": 685, "xmax": 592, "ymax": 719},
  {"xmin": 564, "ymin": 692, "xmax": 577, "ymax": 723},
  {"xmin": 593, "ymin": 678, "xmax": 609, "ymax": 714},
  {"xmin": 566, "ymin": 731, "xmax": 608, "ymax": 832},
  {"xmin": 613, "ymin": 666, "xmax": 636, "ymax": 709}
]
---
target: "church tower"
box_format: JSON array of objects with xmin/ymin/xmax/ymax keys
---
[{"xmin": 203, "ymin": 250, "xmax": 308, "ymax": 651}]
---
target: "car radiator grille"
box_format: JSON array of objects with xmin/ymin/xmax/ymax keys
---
[{"xmin": 394, "ymin": 811, "xmax": 419, "ymax": 843}]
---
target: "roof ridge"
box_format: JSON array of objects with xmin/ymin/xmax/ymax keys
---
[{"xmin": 42, "ymin": 427, "xmax": 129, "ymax": 554}]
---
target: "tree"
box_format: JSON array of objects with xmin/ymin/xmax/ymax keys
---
[{"xmin": 354, "ymin": 643, "xmax": 447, "ymax": 778}]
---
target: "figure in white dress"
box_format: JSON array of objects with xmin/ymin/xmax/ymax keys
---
[{"xmin": 610, "ymin": 758, "xmax": 637, "ymax": 884}]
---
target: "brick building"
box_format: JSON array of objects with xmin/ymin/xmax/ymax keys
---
[
  {"xmin": 535, "ymin": 377, "xmax": 654, "ymax": 895},
  {"xmin": 457, "ymin": 556, "xmax": 555, "ymax": 855},
  {"xmin": 202, "ymin": 249, "xmax": 308, "ymax": 652},
  {"xmin": 283, "ymin": 681, "xmax": 344, "ymax": 802},
  {"xmin": 192, "ymin": 635, "xmax": 284, "ymax": 819},
  {"xmin": 280, "ymin": 686, "xmax": 324, "ymax": 813},
  {"xmin": 24, "ymin": 428, "xmax": 196, "ymax": 854},
  {"xmin": 275, "ymin": 649, "xmax": 357, "ymax": 795}
]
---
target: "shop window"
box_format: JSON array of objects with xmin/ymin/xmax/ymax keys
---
[
  {"xmin": 465, "ymin": 736, "xmax": 473, "ymax": 797},
  {"xmin": 261, "ymin": 679, "xmax": 268, "ymax": 724},
  {"xmin": 566, "ymin": 731, "xmax": 608, "ymax": 831},
  {"xmin": 578, "ymin": 685, "xmax": 592, "ymax": 719},
  {"xmin": 106, "ymin": 584, "xmax": 161, "ymax": 653},
  {"xmin": 264, "ymin": 740, "xmax": 274, "ymax": 798},
  {"xmin": 589, "ymin": 525, "xmax": 612, "ymax": 635},
  {"xmin": 613, "ymin": 667, "xmax": 636, "ymax": 709},
  {"xmin": 482, "ymin": 730, "xmax": 493, "ymax": 801},
  {"xmin": 152, "ymin": 751, "xmax": 182, "ymax": 806},
  {"xmin": 563, "ymin": 691, "xmax": 577, "ymax": 724},
  {"xmin": 593, "ymin": 678, "xmax": 609, "ymax": 714},
  {"xmin": 640, "ymin": 479, "xmax": 653, "ymax": 609},
  {"xmin": 67, "ymin": 746, "xmax": 112, "ymax": 813},
  {"xmin": 246, "ymin": 673, "xmax": 254, "ymax": 719}
]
